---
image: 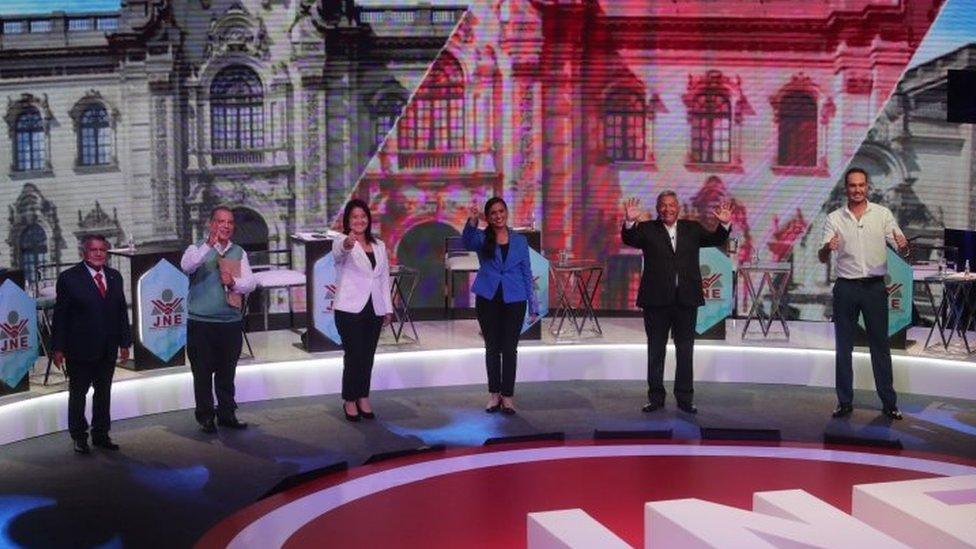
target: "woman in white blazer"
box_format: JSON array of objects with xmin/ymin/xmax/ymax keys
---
[{"xmin": 333, "ymin": 199, "xmax": 393, "ymax": 421}]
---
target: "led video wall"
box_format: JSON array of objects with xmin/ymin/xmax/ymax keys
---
[{"xmin": 1, "ymin": 0, "xmax": 974, "ymax": 321}]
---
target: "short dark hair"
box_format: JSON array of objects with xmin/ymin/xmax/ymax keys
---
[
  {"xmin": 81, "ymin": 234, "xmax": 109, "ymax": 249},
  {"xmin": 341, "ymin": 198, "xmax": 376, "ymax": 243},
  {"xmin": 209, "ymin": 205, "xmax": 234, "ymax": 221},
  {"xmin": 656, "ymin": 190, "xmax": 679, "ymax": 208},
  {"xmin": 843, "ymin": 167, "xmax": 869, "ymax": 186}
]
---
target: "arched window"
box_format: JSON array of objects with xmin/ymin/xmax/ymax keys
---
[
  {"xmin": 79, "ymin": 104, "xmax": 111, "ymax": 166},
  {"xmin": 398, "ymin": 54, "xmax": 464, "ymax": 151},
  {"xmin": 372, "ymin": 93, "xmax": 406, "ymax": 153},
  {"xmin": 777, "ymin": 92, "xmax": 817, "ymax": 167},
  {"xmin": 689, "ymin": 92, "xmax": 731, "ymax": 164},
  {"xmin": 604, "ymin": 90, "xmax": 645, "ymax": 162},
  {"xmin": 15, "ymin": 108, "xmax": 45, "ymax": 171},
  {"xmin": 19, "ymin": 223, "xmax": 47, "ymax": 283},
  {"xmin": 210, "ymin": 66, "xmax": 264, "ymax": 153}
]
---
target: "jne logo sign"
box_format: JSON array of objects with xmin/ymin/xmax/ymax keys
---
[
  {"xmin": 528, "ymin": 475, "xmax": 975, "ymax": 548},
  {"xmin": 149, "ymin": 289, "xmax": 184, "ymax": 329},
  {"xmin": 0, "ymin": 310, "xmax": 29, "ymax": 354},
  {"xmin": 701, "ymin": 272, "xmax": 723, "ymax": 301},
  {"xmin": 886, "ymin": 278, "xmax": 904, "ymax": 312}
]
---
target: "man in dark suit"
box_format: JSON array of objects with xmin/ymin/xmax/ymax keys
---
[
  {"xmin": 621, "ymin": 191, "xmax": 731, "ymax": 414},
  {"xmin": 52, "ymin": 234, "xmax": 131, "ymax": 454}
]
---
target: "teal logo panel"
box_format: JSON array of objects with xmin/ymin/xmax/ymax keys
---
[
  {"xmin": 696, "ymin": 248, "xmax": 733, "ymax": 334},
  {"xmin": 0, "ymin": 280, "xmax": 38, "ymax": 388},
  {"xmin": 138, "ymin": 259, "xmax": 189, "ymax": 362},
  {"xmin": 312, "ymin": 252, "xmax": 341, "ymax": 345},
  {"xmin": 522, "ymin": 248, "xmax": 550, "ymax": 334}
]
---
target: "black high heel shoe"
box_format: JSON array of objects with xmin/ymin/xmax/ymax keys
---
[
  {"xmin": 357, "ymin": 402, "xmax": 376, "ymax": 420},
  {"xmin": 343, "ymin": 402, "xmax": 360, "ymax": 422}
]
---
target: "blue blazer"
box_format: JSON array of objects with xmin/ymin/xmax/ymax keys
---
[{"xmin": 462, "ymin": 224, "xmax": 538, "ymax": 315}]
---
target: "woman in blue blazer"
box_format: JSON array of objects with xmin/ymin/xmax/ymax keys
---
[{"xmin": 463, "ymin": 197, "xmax": 538, "ymax": 414}]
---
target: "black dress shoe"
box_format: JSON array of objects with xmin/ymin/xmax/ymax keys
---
[
  {"xmin": 500, "ymin": 406, "xmax": 517, "ymax": 415},
  {"xmin": 641, "ymin": 402, "xmax": 664, "ymax": 413},
  {"xmin": 882, "ymin": 407, "xmax": 904, "ymax": 420},
  {"xmin": 73, "ymin": 439, "xmax": 91, "ymax": 454},
  {"xmin": 92, "ymin": 437, "xmax": 120, "ymax": 451},
  {"xmin": 217, "ymin": 417, "xmax": 248, "ymax": 430},
  {"xmin": 677, "ymin": 401, "xmax": 698, "ymax": 414},
  {"xmin": 485, "ymin": 403, "xmax": 501, "ymax": 414},
  {"xmin": 199, "ymin": 419, "xmax": 217, "ymax": 433},
  {"xmin": 832, "ymin": 404, "xmax": 854, "ymax": 418}
]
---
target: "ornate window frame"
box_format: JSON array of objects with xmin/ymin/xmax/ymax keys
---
[
  {"xmin": 4, "ymin": 93, "xmax": 54, "ymax": 177},
  {"xmin": 368, "ymin": 88, "xmax": 407, "ymax": 155},
  {"xmin": 598, "ymin": 85, "xmax": 661, "ymax": 167},
  {"xmin": 682, "ymin": 71, "xmax": 754, "ymax": 173},
  {"xmin": 769, "ymin": 73, "xmax": 834, "ymax": 176},
  {"xmin": 398, "ymin": 52, "xmax": 465, "ymax": 153},
  {"xmin": 208, "ymin": 64, "xmax": 267, "ymax": 165},
  {"xmin": 69, "ymin": 90, "xmax": 120, "ymax": 173}
]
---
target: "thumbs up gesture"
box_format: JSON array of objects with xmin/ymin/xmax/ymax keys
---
[
  {"xmin": 893, "ymin": 230, "xmax": 909, "ymax": 253},
  {"xmin": 828, "ymin": 232, "xmax": 841, "ymax": 251}
]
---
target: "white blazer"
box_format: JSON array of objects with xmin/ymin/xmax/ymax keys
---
[{"xmin": 332, "ymin": 234, "xmax": 394, "ymax": 315}]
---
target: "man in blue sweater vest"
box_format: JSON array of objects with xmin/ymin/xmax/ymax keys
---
[{"xmin": 181, "ymin": 206, "xmax": 257, "ymax": 433}]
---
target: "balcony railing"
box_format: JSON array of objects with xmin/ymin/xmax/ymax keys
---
[
  {"xmin": 359, "ymin": 7, "xmax": 465, "ymax": 26},
  {"xmin": 211, "ymin": 149, "xmax": 266, "ymax": 166},
  {"xmin": 0, "ymin": 14, "xmax": 119, "ymax": 35},
  {"xmin": 397, "ymin": 151, "xmax": 466, "ymax": 170}
]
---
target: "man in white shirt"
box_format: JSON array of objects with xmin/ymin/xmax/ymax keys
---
[{"xmin": 819, "ymin": 168, "xmax": 909, "ymax": 420}]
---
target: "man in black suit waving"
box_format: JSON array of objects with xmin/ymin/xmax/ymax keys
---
[
  {"xmin": 52, "ymin": 234, "xmax": 131, "ymax": 454},
  {"xmin": 621, "ymin": 191, "xmax": 731, "ymax": 414}
]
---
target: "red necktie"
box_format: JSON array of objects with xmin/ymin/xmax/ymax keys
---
[{"xmin": 94, "ymin": 271, "xmax": 107, "ymax": 298}]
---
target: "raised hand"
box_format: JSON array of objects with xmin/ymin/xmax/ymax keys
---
[
  {"xmin": 712, "ymin": 201, "xmax": 733, "ymax": 225},
  {"xmin": 206, "ymin": 227, "xmax": 219, "ymax": 247},
  {"xmin": 468, "ymin": 202, "xmax": 482, "ymax": 226},
  {"xmin": 623, "ymin": 197, "xmax": 641, "ymax": 223}
]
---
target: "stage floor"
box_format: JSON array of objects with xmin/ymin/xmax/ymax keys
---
[
  {"xmin": 20, "ymin": 317, "xmax": 976, "ymax": 397},
  {"xmin": 1, "ymin": 378, "xmax": 975, "ymax": 547},
  {"xmin": 2, "ymin": 319, "xmax": 975, "ymax": 547}
]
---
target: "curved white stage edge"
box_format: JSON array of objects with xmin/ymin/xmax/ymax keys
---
[{"xmin": 2, "ymin": 342, "xmax": 975, "ymax": 446}]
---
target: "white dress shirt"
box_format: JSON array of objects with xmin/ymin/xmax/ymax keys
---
[
  {"xmin": 85, "ymin": 263, "xmax": 107, "ymax": 291},
  {"xmin": 821, "ymin": 202, "xmax": 903, "ymax": 279},
  {"xmin": 180, "ymin": 240, "xmax": 257, "ymax": 294}
]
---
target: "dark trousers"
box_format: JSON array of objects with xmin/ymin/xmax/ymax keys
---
[
  {"xmin": 66, "ymin": 356, "xmax": 115, "ymax": 441},
  {"xmin": 187, "ymin": 319, "xmax": 243, "ymax": 423},
  {"xmin": 475, "ymin": 293, "xmax": 527, "ymax": 397},
  {"xmin": 643, "ymin": 305, "xmax": 698, "ymax": 405},
  {"xmin": 832, "ymin": 278, "xmax": 897, "ymax": 409},
  {"xmin": 335, "ymin": 299, "xmax": 384, "ymax": 401}
]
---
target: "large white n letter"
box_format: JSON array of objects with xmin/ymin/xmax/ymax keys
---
[
  {"xmin": 646, "ymin": 489, "xmax": 907, "ymax": 548},
  {"xmin": 853, "ymin": 474, "xmax": 976, "ymax": 548},
  {"xmin": 527, "ymin": 509, "xmax": 633, "ymax": 549}
]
